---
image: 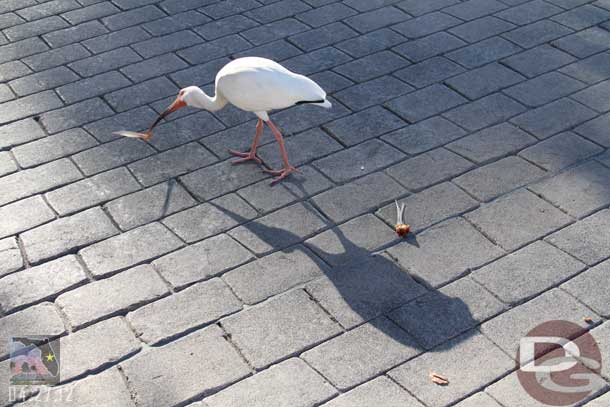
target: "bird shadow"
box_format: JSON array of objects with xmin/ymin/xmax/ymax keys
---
[{"xmin": 206, "ymin": 194, "xmax": 479, "ymax": 355}]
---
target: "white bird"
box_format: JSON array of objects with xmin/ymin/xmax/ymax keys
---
[{"xmin": 116, "ymin": 57, "xmax": 332, "ymax": 184}]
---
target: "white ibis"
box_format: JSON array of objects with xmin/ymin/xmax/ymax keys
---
[{"xmin": 115, "ymin": 57, "xmax": 332, "ymax": 184}]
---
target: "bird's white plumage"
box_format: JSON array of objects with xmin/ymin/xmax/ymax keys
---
[{"xmin": 215, "ymin": 57, "xmax": 329, "ymax": 114}]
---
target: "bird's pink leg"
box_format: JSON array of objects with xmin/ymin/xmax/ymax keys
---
[
  {"xmin": 264, "ymin": 120, "xmax": 300, "ymax": 184},
  {"xmin": 229, "ymin": 119, "xmax": 264, "ymax": 165}
]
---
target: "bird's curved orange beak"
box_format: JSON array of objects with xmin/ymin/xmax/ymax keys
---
[{"xmin": 146, "ymin": 96, "xmax": 187, "ymax": 131}]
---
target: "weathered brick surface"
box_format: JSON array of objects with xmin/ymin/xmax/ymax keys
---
[
  {"xmin": 0, "ymin": 236, "xmax": 23, "ymax": 277},
  {"xmin": 0, "ymin": 195, "xmax": 55, "ymax": 239},
  {"xmin": 12, "ymin": 128, "xmax": 97, "ymax": 168}
]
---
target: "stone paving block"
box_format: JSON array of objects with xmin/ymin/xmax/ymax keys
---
[
  {"xmin": 180, "ymin": 159, "xmax": 268, "ymax": 201},
  {"xmin": 553, "ymin": 27, "xmax": 610, "ymax": 58},
  {"xmin": 200, "ymin": 0, "xmax": 260, "ymax": 20},
  {"xmin": 334, "ymin": 75, "xmax": 413, "ymax": 111},
  {"xmin": 444, "ymin": 0, "xmax": 507, "ymax": 20},
  {"xmin": 547, "ymin": 209, "xmax": 610, "ymax": 265},
  {"xmin": 387, "ymin": 217, "xmax": 503, "ymax": 287},
  {"xmin": 16, "ymin": 0, "xmax": 78, "ymax": 21},
  {"xmin": 392, "ymin": 11, "xmax": 461, "ymax": 39},
  {"xmin": 245, "ymin": 0, "xmax": 311, "ymax": 24},
  {"xmin": 106, "ymin": 180, "xmax": 197, "ymax": 231},
  {"xmin": 106, "ymin": 76, "xmax": 178, "ymax": 112},
  {"xmin": 46, "ymin": 167, "xmax": 140, "ymax": 217},
  {"xmin": 302, "ymin": 317, "xmax": 421, "ymax": 391},
  {"xmin": 563, "ymin": 259, "xmax": 610, "ymax": 318},
  {"xmin": 393, "ymin": 56, "xmax": 465, "ymax": 89},
  {"xmin": 162, "ymin": 193, "xmax": 257, "ymax": 243},
  {"xmin": 510, "ymin": 98, "xmax": 597, "ymax": 139},
  {"xmin": 552, "ymin": 4, "xmax": 610, "ymax": 30},
  {"xmin": 586, "ymin": 392, "xmax": 610, "ymax": 407},
  {"xmin": 387, "ymin": 148, "xmax": 474, "ymax": 192},
  {"xmin": 283, "ymin": 47, "xmax": 352, "ymax": 76},
  {"xmin": 61, "ymin": 2, "xmax": 120, "ymax": 24},
  {"xmin": 0, "ymin": 302, "xmax": 65, "ymax": 359},
  {"xmin": 382, "ymin": 116, "xmax": 467, "ymax": 155},
  {"xmin": 18, "ymin": 368, "xmax": 136, "ymax": 407},
  {"xmin": 503, "ymin": 44, "xmax": 576, "ymax": 79},
  {"xmin": 0, "ymin": 60, "xmax": 32, "ymax": 81},
  {"xmin": 560, "ymin": 53, "xmax": 610, "ymax": 84},
  {"xmin": 505, "ymin": 72, "xmax": 586, "ymax": 107},
  {"xmin": 572, "ymin": 79, "xmax": 610, "ymax": 113},
  {"xmin": 0, "ymin": 158, "xmax": 82, "ymax": 206},
  {"xmin": 307, "ymin": 255, "xmax": 426, "ymax": 329},
  {"xmin": 396, "ymin": 0, "xmax": 460, "ymax": 16},
  {"xmin": 153, "ymin": 233, "xmax": 253, "ymax": 289},
  {"xmin": 323, "ymin": 106, "xmax": 405, "ymax": 146},
  {"xmin": 393, "ymin": 31, "xmax": 466, "ymax": 62},
  {"xmin": 21, "ymin": 206, "xmax": 119, "ymax": 264},
  {"xmin": 177, "ymin": 34, "xmax": 251, "ymax": 64},
  {"xmin": 390, "ymin": 277, "xmax": 505, "ymax": 349},
  {"xmin": 4, "ymin": 16, "xmax": 68, "ymax": 42},
  {"xmin": 204, "ymin": 358, "xmax": 336, "ymax": 407},
  {"xmin": 446, "ymin": 63, "xmax": 525, "ymax": 100},
  {"xmin": 129, "ymin": 143, "xmax": 217, "ymax": 187},
  {"xmin": 520, "ymin": 131, "xmax": 603, "ymax": 171},
  {"xmin": 342, "ymin": 0, "xmax": 403, "ymax": 12},
  {"xmin": 481, "ymin": 288, "xmax": 599, "ymax": 358},
  {"xmin": 0, "ymin": 237, "xmax": 23, "ymax": 277},
  {"xmin": 454, "ymin": 392, "xmax": 503, "ymax": 407},
  {"xmin": 40, "ymin": 98, "xmax": 115, "ymax": 135},
  {"xmin": 575, "ymin": 112, "xmax": 610, "ymax": 146},
  {"xmin": 72, "ymin": 137, "xmax": 156, "ymax": 175},
  {"xmin": 377, "ymin": 182, "xmax": 478, "ymax": 232},
  {"xmin": 0, "ymin": 90, "xmax": 63, "ymax": 126},
  {"xmin": 388, "ymin": 332, "xmax": 514, "ymax": 407},
  {"xmin": 68, "ymin": 46, "xmax": 142, "ymax": 77},
  {"xmin": 334, "ymin": 50, "xmax": 409, "ymax": 83},
  {"xmin": 142, "ymin": 10, "xmax": 210, "ymax": 36},
  {"xmin": 241, "ymin": 18, "xmax": 309, "ymax": 46},
  {"xmin": 344, "ymin": 6, "xmax": 411, "ymax": 33},
  {"xmin": 80, "ymin": 222, "xmax": 183, "ymax": 277},
  {"xmin": 56, "ymin": 71, "xmax": 132, "ymax": 104},
  {"xmin": 449, "ymin": 16, "xmax": 516, "ymax": 43},
  {"xmin": 57, "ymin": 264, "xmax": 168, "ymax": 329},
  {"xmin": 386, "ymin": 84, "xmax": 467, "ymax": 123},
  {"xmin": 127, "ymin": 277, "xmax": 241, "ymax": 345},
  {"xmin": 9, "ymin": 66, "xmax": 79, "ymax": 96},
  {"xmin": 311, "ymin": 172, "xmax": 405, "ymax": 223},
  {"xmin": 0, "ymin": 37, "xmax": 48, "ymax": 64},
  {"xmin": 171, "ymin": 57, "xmax": 232, "ymax": 87},
  {"xmin": 590, "ymin": 322, "xmax": 610, "ymax": 380},
  {"xmin": 289, "ymin": 22, "xmax": 358, "ymax": 52},
  {"xmin": 320, "ymin": 376, "xmax": 423, "ymax": 407},
  {"xmin": 0, "ymin": 151, "xmax": 17, "ymax": 177},
  {"xmin": 101, "ymin": 5, "xmax": 165, "ymax": 30},
  {"xmin": 447, "ymin": 122, "xmax": 536, "ymax": 164},
  {"xmin": 503, "ymin": 20, "xmax": 573, "ymax": 49},
  {"xmin": 60, "ymin": 317, "xmax": 140, "ymax": 381},
  {"xmin": 0, "ymin": 83, "xmax": 14, "ymax": 103},
  {"xmin": 22, "ymin": 44, "xmax": 91, "ymax": 72},
  {"xmin": 82, "ymin": 26, "xmax": 151, "ymax": 54},
  {"xmin": 0, "ymin": 12, "xmax": 24, "ymax": 29},
  {"xmin": 296, "ymin": 2, "xmax": 356, "ymax": 27},
  {"xmin": 235, "ymin": 41, "xmax": 309, "ymax": 63},
  {"xmin": 0, "ymin": 195, "xmax": 55, "ymax": 239},
  {"xmin": 0, "ymin": 255, "xmax": 86, "ymax": 313},
  {"xmin": 223, "ymin": 245, "xmax": 326, "ymax": 305},
  {"xmin": 446, "ymin": 36, "xmax": 522, "ymax": 68},
  {"xmin": 195, "ymin": 14, "xmax": 259, "ymax": 40},
  {"xmin": 144, "ymin": 111, "xmax": 225, "ymax": 152},
  {"xmin": 531, "ymin": 161, "xmax": 610, "ymax": 218},
  {"xmin": 12, "ymin": 128, "xmax": 97, "ymax": 168},
  {"xmin": 474, "ymin": 240, "xmax": 585, "ymax": 305},
  {"xmin": 445, "ymin": 92, "xmax": 527, "ymax": 131},
  {"xmin": 42, "ymin": 20, "xmax": 108, "ymax": 48},
  {"xmin": 497, "ymin": 0, "xmax": 563, "ymax": 24},
  {"xmin": 335, "ymin": 28, "xmax": 405, "ymax": 58},
  {"xmin": 158, "ymin": 0, "xmax": 208, "ymax": 14},
  {"xmin": 122, "ymin": 325, "xmax": 249, "ymax": 407},
  {"xmin": 235, "ymin": 177, "xmax": 300, "ymax": 214},
  {"xmin": 222, "ymin": 289, "xmax": 341, "ymax": 369},
  {"xmin": 229, "ymin": 202, "xmax": 329, "ymax": 255},
  {"xmin": 306, "ymin": 214, "xmax": 395, "ymax": 267},
  {"xmin": 455, "ymin": 157, "xmax": 546, "ymax": 202},
  {"xmin": 258, "ymin": 128, "xmax": 343, "ymax": 169}
]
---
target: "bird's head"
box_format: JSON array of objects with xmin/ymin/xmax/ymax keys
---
[{"xmin": 162, "ymin": 86, "xmax": 202, "ymax": 115}]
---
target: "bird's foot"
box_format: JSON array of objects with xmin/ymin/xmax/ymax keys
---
[
  {"xmin": 229, "ymin": 149, "xmax": 262, "ymax": 165},
  {"xmin": 263, "ymin": 165, "xmax": 300, "ymax": 185}
]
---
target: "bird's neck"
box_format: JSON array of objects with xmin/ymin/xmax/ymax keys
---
[{"xmin": 192, "ymin": 91, "xmax": 228, "ymax": 112}]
